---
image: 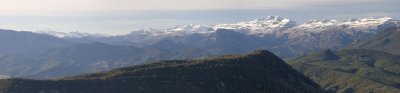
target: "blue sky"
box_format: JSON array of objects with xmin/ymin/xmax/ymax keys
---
[{"xmin": 0, "ymin": 0, "xmax": 398, "ymax": 35}]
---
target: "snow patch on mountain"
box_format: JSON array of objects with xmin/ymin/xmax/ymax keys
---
[
  {"xmin": 129, "ymin": 24, "xmax": 214, "ymax": 36},
  {"xmin": 36, "ymin": 31, "xmax": 110, "ymax": 38},
  {"xmin": 290, "ymin": 17, "xmax": 400, "ymax": 33},
  {"xmin": 168, "ymin": 24, "xmax": 214, "ymax": 33},
  {"xmin": 296, "ymin": 19, "xmax": 339, "ymax": 28},
  {"xmin": 214, "ymin": 16, "xmax": 297, "ymax": 34},
  {"xmin": 37, "ymin": 16, "xmax": 400, "ymax": 39},
  {"xmin": 342, "ymin": 17, "xmax": 400, "ymax": 33},
  {"xmin": 344, "ymin": 17, "xmax": 393, "ymax": 28},
  {"xmin": 127, "ymin": 16, "xmax": 398, "ymax": 37}
]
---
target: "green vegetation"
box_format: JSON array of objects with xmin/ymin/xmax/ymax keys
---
[
  {"xmin": 289, "ymin": 49, "xmax": 400, "ymax": 93},
  {"xmin": 0, "ymin": 50, "xmax": 323, "ymax": 93}
]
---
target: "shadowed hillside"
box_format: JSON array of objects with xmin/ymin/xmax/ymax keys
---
[
  {"xmin": 0, "ymin": 50, "xmax": 323, "ymax": 93},
  {"xmin": 0, "ymin": 42, "xmax": 215, "ymax": 79},
  {"xmin": 0, "ymin": 29, "xmax": 70, "ymax": 55},
  {"xmin": 349, "ymin": 27, "xmax": 400, "ymax": 55}
]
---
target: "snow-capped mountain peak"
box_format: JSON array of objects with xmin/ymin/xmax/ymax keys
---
[
  {"xmin": 127, "ymin": 16, "xmax": 398, "ymax": 37},
  {"xmin": 143, "ymin": 27, "xmax": 159, "ymax": 32},
  {"xmin": 254, "ymin": 15, "xmax": 284, "ymax": 21},
  {"xmin": 340, "ymin": 17, "xmax": 400, "ymax": 33},
  {"xmin": 291, "ymin": 17, "xmax": 400, "ymax": 33},
  {"xmin": 297, "ymin": 19, "xmax": 339, "ymax": 29},
  {"xmin": 213, "ymin": 16, "xmax": 297, "ymax": 34},
  {"xmin": 127, "ymin": 24, "xmax": 214, "ymax": 39},
  {"xmin": 343, "ymin": 17, "xmax": 395, "ymax": 27},
  {"xmin": 169, "ymin": 24, "xmax": 213, "ymax": 33},
  {"xmin": 36, "ymin": 31, "xmax": 110, "ymax": 38},
  {"xmin": 37, "ymin": 16, "xmax": 399, "ymax": 39}
]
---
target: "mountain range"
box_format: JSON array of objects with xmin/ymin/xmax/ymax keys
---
[
  {"xmin": 0, "ymin": 16, "xmax": 398, "ymax": 93},
  {"xmin": 37, "ymin": 16, "xmax": 400, "ymax": 58},
  {"xmin": 0, "ymin": 16, "xmax": 398, "ymax": 79}
]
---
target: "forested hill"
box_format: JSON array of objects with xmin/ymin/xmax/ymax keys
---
[
  {"xmin": 0, "ymin": 50, "xmax": 323, "ymax": 93},
  {"xmin": 289, "ymin": 49, "xmax": 400, "ymax": 93}
]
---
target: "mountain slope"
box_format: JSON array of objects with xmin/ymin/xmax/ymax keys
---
[
  {"xmin": 214, "ymin": 16, "xmax": 297, "ymax": 34},
  {"xmin": 349, "ymin": 27, "xmax": 400, "ymax": 55},
  {"xmin": 0, "ymin": 43, "xmax": 142, "ymax": 78},
  {"xmin": 0, "ymin": 29, "xmax": 70, "ymax": 55},
  {"xmin": 289, "ymin": 49, "xmax": 400, "ymax": 93},
  {"xmin": 0, "ymin": 50, "xmax": 323, "ymax": 93},
  {"xmin": 0, "ymin": 42, "xmax": 216, "ymax": 79}
]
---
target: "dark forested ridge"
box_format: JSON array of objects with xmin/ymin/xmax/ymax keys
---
[
  {"xmin": 0, "ymin": 50, "xmax": 324, "ymax": 93},
  {"xmin": 289, "ymin": 49, "xmax": 400, "ymax": 93}
]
